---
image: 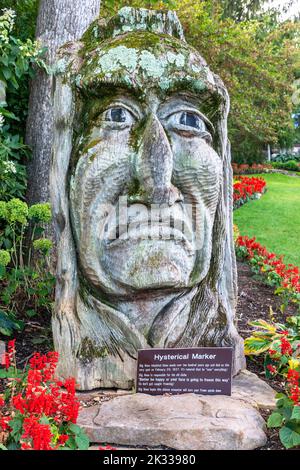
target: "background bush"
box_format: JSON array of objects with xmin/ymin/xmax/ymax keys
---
[
  {"xmin": 272, "ymin": 153, "xmax": 300, "ymax": 163},
  {"xmin": 0, "ymin": 7, "xmax": 45, "ymax": 200},
  {"xmin": 272, "ymin": 160, "xmax": 300, "ymax": 172}
]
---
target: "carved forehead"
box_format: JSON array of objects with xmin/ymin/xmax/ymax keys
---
[
  {"xmin": 76, "ymin": 31, "xmax": 219, "ymax": 99},
  {"xmin": 90, "ymin": 7, "xmax": 186, "ymax": 43},
  {"xmin": 56, "ymin": 8, "xmax": 228, "ymax": 118}
]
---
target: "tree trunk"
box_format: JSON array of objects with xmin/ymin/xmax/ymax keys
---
[{"xmin": 26, "ymin": 0, "xmax": 101, "ymax": 206}]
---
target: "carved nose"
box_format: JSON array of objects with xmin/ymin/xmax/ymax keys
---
[{"xmin": 135, "ymin": 113, "xmax": 182, "ymax": 206}]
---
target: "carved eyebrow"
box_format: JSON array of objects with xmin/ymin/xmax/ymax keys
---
[
  {"xmin": 80, "ymin": 76, "xmax": 218, "ymax": 104},
  {"xmin": 79, "ymin": 78, "xmax": 144, "ymax": 98},
  {"xmin": 101, "ymin": 99, "xmax": 142, "ymax": 120}
]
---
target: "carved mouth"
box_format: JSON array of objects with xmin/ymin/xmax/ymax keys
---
[{"xmin": 104, "ymin": 221, "xmax": 194, "ymax": 252}]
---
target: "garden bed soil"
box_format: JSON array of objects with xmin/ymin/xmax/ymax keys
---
[{"xmin": 1, "ymin": 260, "xmax": 299, "ymax": 450}]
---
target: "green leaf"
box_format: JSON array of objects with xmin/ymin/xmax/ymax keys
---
[
  {"xmin": 244, "ymin": 336, "xmax": 272, "ymax": 355},
  {"xmin": 275, "ymin": 392, "xmax": 286, "ymax": 400},
  {"xmin": 0, "ymin": 55, "xmax": 8, "ymax": 67},
  {"xmin": 279, "ymin": 425, "xmax": 300, "ymax": 449},
  {"xmin": 65, "ymin": 436, "xmax": 77, "ymax": 450},
  {"xmin": 6, "ymin": 442, "xmax": 19, "ymax": 450},
  {"xmin": 267, "ymin": 412, "xmax": 284, "ymax": 428},
  {"xmin": 75, "ymin": 433, "xmax": 90, "ymax": 450},
  {"xmin": 276, "ymin": 393, "xmax": 293, "ymax": 409},
  {"xmin": 30, "ymin": 337, "xmax": 47, "ymax": 345},
  {"xmin": 68, "ymin": 423, "xmax": 82, "ymax": 435},
  {"xmin": 0, "ymin": 310, "xmax": 23, "ymax": 336},
  {"xmin": 40, "ymin": 416, "xmax": 51, "ymax": 425},
  {"xmin": 291, "ymin": 406, "xmax": 300, "ymax": 422},
  {"xmin": 26, "ymin": 309, "xmax": 37, "ymax": 318},
  {"xmin": 280, "ymin": 355, "xmax": 289, "ymax": 365},
  {"xmin": 9, "ymin": 415, "xmax": 23, "ymax": 441},
  {"xmin": 2, "ymin": 68, "xmax": 11, "ymax": 80},
  {"xmin": 281, "ymin": 406, "xmax": 294, "ymax": 421},
  {"xmin": 248, "ymin": 319, "xmax": 277, "ymax": 332},
  {"xmin": 0, "ymin": 370, "xmax": 8, "ymax": 379}
]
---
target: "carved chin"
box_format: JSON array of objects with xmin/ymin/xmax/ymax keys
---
[{"xmin": 101, "ymin": 239, "xmax": 196, "ymax": 290}]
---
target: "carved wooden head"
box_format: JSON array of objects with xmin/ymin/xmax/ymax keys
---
[{"xmin": 51, "ymin": 8, "xmax": 245, "ymax": 390}]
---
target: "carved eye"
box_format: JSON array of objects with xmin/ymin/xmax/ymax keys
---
[
  {"xmin": 179, "ymin": 112, "xmax": 206, "ymax": 131},
  {"xmin": 105, "ymin": 107, "xmax": 127, "ymax": 122},
  {"xmin": 166, "ymin": 110, "xmax": 212, "ymax": 143},
  {"xmin": 102, "ymin": 106, "xmax": 135, "ymax": 129}
]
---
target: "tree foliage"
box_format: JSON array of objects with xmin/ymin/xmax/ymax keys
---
[
  {"xmin": 221, "ymin": 0, "xmax": 266, "ymax": 21},
  {"xmin": 220, "ymin": 0, "xmax": 297, "ymax": 22},
  {"xmin": 0, "ymin": 0, "xmax": 39, "ymax": 40},
  {"xmin": 101, "ymin": 0, "xmax": 299, "ymax": 162}
]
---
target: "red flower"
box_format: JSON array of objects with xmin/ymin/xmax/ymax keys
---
[
  {"xmin": 287, "ymin": 369, "xmax": 300, "ymax": 405},
  {"xmin": 0, "ymin": 346, "xmax": 85, "ymax": 451},
  {"xmin": 3, "ymin": 339, "xmax": 16, "ymax": 369},
  {"xmin": 22, "ymin": 417, "xmax": 53, "ymax": 450},
  {"xmin": 269, "ymin": 349, "xmax": 278, "ymax": 356},
  {"xmin": 4, "ymin": 353, "xmax": 11, "ymax": 369},
  {"xmin": 233, "ymin": 177, "xmax": 266, "ymax": 207},
  {"xmin": 21, "ymin": 442, "xmax": 32, "ymax": 450},
  {"xmin": 280, "ymin": 337, "xmax": 293, "ymax": 356},
  {"xmin": 0, "ymin": 416, "xmax": 11, "ymax": 431},
  {"xmin": 287, "ymin": 369, "xmax": 300, "ymax": 385},
  {"xmin": 267, "ymin": 365, "xmax": 277, "ymax": 374},
  {"xmin": 235, "ymin": 235, "xmax": 300, "ymax": 296},
  {"xmin": 0, "ymin": 397, "xmax": 5, "ymax": 407},
  {"xmin": 58, "ymin": 435, "xmax": 69, "ymax": 445},
  {"xmin": 8, "ymin": 339, "xmax": 16, "ymax": 354}
]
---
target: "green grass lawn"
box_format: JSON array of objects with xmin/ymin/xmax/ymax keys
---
[{"xmin": 234, "ymin": 173, "xmax": 300, "ymax": 267}]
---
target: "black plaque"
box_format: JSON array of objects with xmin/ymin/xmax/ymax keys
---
[{"xmin": 136, "ymin": 347, "xmax": 233, "ymax": 396}]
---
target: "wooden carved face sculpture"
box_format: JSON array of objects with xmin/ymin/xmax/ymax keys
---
[{"xmin": 51, "ymin": 8, "xmax": 246, "ymax": 390}]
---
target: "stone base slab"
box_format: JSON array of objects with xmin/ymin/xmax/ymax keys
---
[
  {"xmin": 231, "ymin": 369, "xmax": 276, "ymax": 410},
  {"xmin": 78, "ymin": 370, "xmax": 275, "ymax": 450}
]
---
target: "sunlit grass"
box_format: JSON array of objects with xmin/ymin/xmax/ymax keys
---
[{"xmin": 233, "ymin": 173, "xmax": 300, "ymax": 266}]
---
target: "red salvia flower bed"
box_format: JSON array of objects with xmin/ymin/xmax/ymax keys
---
[
  {"xmin": 233, "ymin": 176, "xmax": 266, "ymax": 209},
  {"xmin": 236, "ymin": 235, "xmax": 300, "ymax": 302},
  {"xmin": 0, "ymin": 344, "xmax": 88, "ymax": 450}
]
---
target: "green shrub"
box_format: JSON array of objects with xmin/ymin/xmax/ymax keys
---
[
  {"xmin": 0, "ymin": 7, "xmax": 46, "ymax": 201},
  {"xmin": 28, "ymin": 203, "xmax": 52, "ymax": 224},
  {"xmin": 0, "ymin": 199, "xmax": 55, "ymax": 336},
  {"xmin": 272, "ymin": 153, "xmax": 300, "ymax": 163},
  {"xmin": 244, "ymin": 317, "xmax": 300, "ymax": 449},
  {"xmin": 0, "ymin": 8, "xmax": 53, "ymax": 342},
  {"xmin": 33, "ymin": 238, "xmax": 53, "ymax": 256},
  {"xmin": 268, "ymin": 391, "xmax": 300, "ymax": 449},
  {"xmin": 0, "ymin": 249, "xmax": 10, "ymax": 266},
  {"xmin": 0, "ymin": 133, "xmax": 28, "ymax": 200},
  {"xmin": 272, "ymin": 160, "xmax": 300, "ymax": 172},
  {"xmin": 0, "ymin": 0, "xmax": 38, "ymax": 41}
]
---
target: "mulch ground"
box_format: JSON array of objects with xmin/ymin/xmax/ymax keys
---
[{"xmin": 1, "ymin": 260, "xmax": 299, "ymax": 450}]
